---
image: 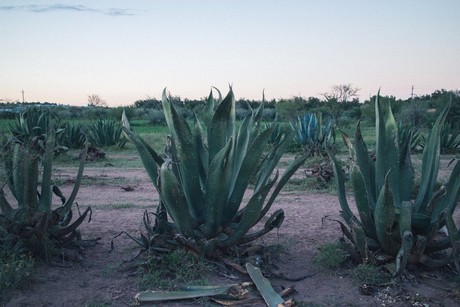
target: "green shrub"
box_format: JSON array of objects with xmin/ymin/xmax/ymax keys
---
[
  {"xmin": 0, "ymin": 247, "xmax": 34, "ymax": 297},
  {"xmin": 351, "ymin": 264, "xmax": 388, "ymax": 285},
  {"xmin": 313, "ymin": 242, "xmax": 347, "ymax": 270},
  {"xmin": 138, "ymin": 249, "xmax": 210, "ymax": 290}
]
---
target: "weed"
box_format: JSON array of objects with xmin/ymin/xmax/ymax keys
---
[
  {"xmin": 97, "ymin": 203, "xmax": 137, "ymax": 210},
  {"xmin": 351, "ymin": 264, "xmax": 389, "ymax": 285},
  {"xmin": 138, "ymin": 249, "xmax": 212, "ymax": 290},
  {"xmin": 313, "ymin": 242, "xmax": 347, "ymax": 270},
  {"xmin": 84, "ymin": 297, "xmax": 111, "ymax": 307},
  {"xmin": 0, "ymin": 249, "xmax": 35, "ymax": 297}
]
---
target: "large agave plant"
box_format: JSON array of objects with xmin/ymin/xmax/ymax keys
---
[
  {"xmin": 87, "ymin": 119, "xmax": 126, "ymax": 148},
  {"xmin": 9, "ymin": 107, "xmax": 68, "ymax": 155},
  {"xmin": 328, "ymin": 93, "xmax": 460, "ymax": 276},
  {"xmin": 0, "ymin": 130, "xmax": 91, "ymax": 258},
  {"xmin": 290, "ymin": 113, "xmax": 335, "ymax": 156},
  {"xmin": 123, "ymin": 88, "xmax": 306, "ymax": 257},
  {"xmin": 440, "ymin": 122, "xmax": 460, "ymax": 154}
]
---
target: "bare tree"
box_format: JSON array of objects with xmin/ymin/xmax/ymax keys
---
[
  {"xmin": 87, "ymin": 94, "xmax": 107, "ymax": 107},
  {"xmin": 322, "ymin": 84, "xmax": 360, "ymax": 125}
]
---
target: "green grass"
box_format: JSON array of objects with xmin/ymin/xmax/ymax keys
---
[
  {"xmin": 313, "ymin": 242, "xmax": 347, "ymax": 270},
  {"xmin": 96, "ymin": 203, "xmax": 139, "ymax": 210},
  {"xmin": 351, "ymin": 264, "xmax": 389, "ymax": 285},
  {"xmin": 138, "ymin": 249, "xmax": 212, "ymax": 290},
  {"xmin": 84, "ymin": 298, "xmax": 112, "ymax": 307},
  {"xmin": 0, "ymin": 249, "xmax": 35, "ymax": 298},
  {"xmin": 51, "ymin": 174, "xmax": 139, "ymax": 186}
]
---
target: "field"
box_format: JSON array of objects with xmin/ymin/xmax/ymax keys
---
[{"xmin": 1, "ymin": 121, "xmax": 460, "ymax": 306}]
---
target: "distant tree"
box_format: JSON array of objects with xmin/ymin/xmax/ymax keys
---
[
  {"xmin": 322, "ymin": 84, "xmax": 360, "ymax": 126},
  {"xmin": 87, "ymin": 94, "xmax": 107, "ymax": 107}
]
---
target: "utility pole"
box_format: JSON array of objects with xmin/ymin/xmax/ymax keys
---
[
  {"xmin": 410, "ymin": 85, "xmax": 414, "ymax": 100},
  {"xmin": 22, "ymin": 89, "xmax": 25, "ymax": 103}
]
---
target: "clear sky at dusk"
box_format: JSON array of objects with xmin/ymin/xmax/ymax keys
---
[{"xmin": 1, "ymin": 0, "xmax": 459, "ymax": 106}]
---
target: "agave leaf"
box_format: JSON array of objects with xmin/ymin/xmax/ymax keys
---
[
  {"xmin": 208, "ymin": 89, "xmax": 235, "ymax": 164},
  {"xmin": 121, "ymin": 109, "xmax": 131, "ymax": 139},
  {"xmin": 256, "ymin": 153, "xmax": 308, "ymax": 225},
  {"xmin": 398, "ymin": 127, "xmax": 414, "ymax": 202},
  {"xmin": 351, "ymin": 166, "xmax": 376, "ymax": 240},
  {"xmin": 328, "ymin": 148, "xmax": 355, "ymax": 224},
  {"xmin": 254, "ymin": 131, "xmax": 292, "ymax": 192},
  {"xmin": 374, "ymin": 173, "xmax": 397, "ymax": 255},
  {"xmin": 53, "ymin": 207, "xmax": 91, "ymax": 237},
  {"xmin": 446, "ymin": 212, "xmax": 460, "ymax": 242},
  {"xmin": 12, "ymin": 144, "xmax": 25, "ymax": 206},
  {"xmin": 39, "ymin": 129, "xmax": 55, "ymax": 212},
  {"xmin": 432, "ymin": 160, "xmax": 460, "ymax": 217},
  {"xmin": 245, "ymin": 263, "xmax": 284, "ymax": 307},
  {"xmin": 411, "ymin": 212, "xmax": 431, "ymax": 233},
  {"xmin": 384, "ymin": 103, "xmax": 401, "ymax": 206},
  {"xmin": 252, "ymin": 96, "xmax": 265, "ymax": 125},
  {"xmin": 229, "ymin": 113, "xmax": 253, "ymax": 195},
  {"xmin": 399, "ymin": 201, "xmax": 412, "ymax": 239},
  {"xmin": 238, "ymin": 209, "xmax": 285, "ymax": 245},
  {"xmin": 395, "ymin": 230, "xmax": 413, "ymax": 277},
  {"xmin": 425, "ymin": 210, "xmax": 446, "ymax": 241},
  {"xmin": 52, "ymin": 186, "xmax": 66, "ymax": 205},
  {"xmin": 223, "ymin": 128, "xmax": 273, "ymax": 225},
  {"xmin": 167, "ymin": 98, "xmax": 205, "ymax": 221},
  {"xmin": 61, "ymin": 139, "xmax": 88, "ymax": 214},
  {"xmin": 354, "ymin": 121, "xmax": 376, "ymax": 206},
  {"xmin": 221, "ymin": 172, "xmax": 279, "ymax": 248},
  {"xmin": 351, "ymin": 222, "xmax": 370, "ymax": 261},
  {"xmin": 134, "ymin": 286, "xmax": 234, "ymax": 303},
  {"xmin": 159, "ymin": 163, "xmax": 194, "ymax": 237},
  {"xmin": 123, "ymin": 128, "xmax": 162, "ymax": 190},
  {"xmin": 414, "ymin": 103, "xmax": 450, "ymax": 211},
  {"xmin": 192, "ymin": 113, "xmax": 208, "ymax": 190},
  {"xmin": 3, "ymin": 141, "xmax": 16, "ymax": 199},
  {"xmin": 0, "ymin": 189, "xmax": 14, "ymax": 219},
  {"xmin": 203, "ymin": 138, "xmax": 234, "ymax": 237},
  {"xmin": 375, "ymin": 90, "xmax": 386, "ymax": 193},
  {"xmin": 23, "ymin": 145, "xmax": 39, "ymax": 214}
]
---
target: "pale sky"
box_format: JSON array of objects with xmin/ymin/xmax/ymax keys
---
[{"xmin": 1, "ymin": 0, "xmax": 459, "ymax": 106}]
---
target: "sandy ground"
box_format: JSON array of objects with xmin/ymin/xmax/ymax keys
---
[{"xmin": 2, "ymin": 156, "xmax": 460, "ymax": 307}]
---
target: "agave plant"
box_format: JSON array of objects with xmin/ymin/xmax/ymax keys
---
[
  {"xmin": 440, "ymin": 122, "xmax": 460, "ymax": 154},
  {"xmin": 328, "ymin": 93, "xmax": 460, "ymax": 276},
  {"xmin": 60, "ymin": 122, "xmax": 86, "ymax": 149},
  {"xmin": 0, "ymin": 130, "xmax": 91, "ymax": 258},
  {"xmin": 87, "ymin": 119, "xmax": 127, "ymax": 148},
  {"xmin": 398, "ymin": 123, "xmax": 424, "ymax": 153},
  {"xmin": 290, "ymin": 113, "xmax": 335, "ymax": 156},
  {"xmin": 9, "ymin": 107, "xmax": 68, "ymax": 155},
  {"xmin": 123, "ymin": 88, "xmax": 306, "ymax": 257}
]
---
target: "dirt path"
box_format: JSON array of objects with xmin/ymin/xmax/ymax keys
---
[{"xmin": 3, "ymin": 160, "xmax": 460, "ymax": 306}]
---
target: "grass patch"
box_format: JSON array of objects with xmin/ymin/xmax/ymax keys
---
[
  {"xmin": 313, "ymin": 242, "xmax": 347, "ymax": 270},
  {"xmin": 138, "ymin": 249, "xmax": 212, "ymax": 290},
  {"xmin": 0, "ymin": 248, "xmax": 35, "ymax": 298},
  {"xmin": 351, "ymin": 264, "xmax": 389, "ymax": 285},
  {"xmin": 284, "ymin": 177, "xmax": 335, "ymax": 192},
  {"xmin": 84, "ymin": 297, "xmax": 112, "ymax": 307},
  {"xmin": 97, "ymin": 203, "xmax": 138, "ymax": 210},
  {"xmin": 52, "ymin": 175, "xmax": 138, "ymax": 186}
]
